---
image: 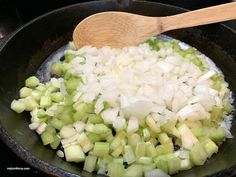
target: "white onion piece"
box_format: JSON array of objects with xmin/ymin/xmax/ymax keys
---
[{"xmin": 101, "ymin": 108, "xmax": 119, "ymax": 124}]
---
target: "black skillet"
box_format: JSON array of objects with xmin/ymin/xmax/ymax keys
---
[{"xmin": 0, "ymin": 0, "xmax": 236, "ymax": 176}]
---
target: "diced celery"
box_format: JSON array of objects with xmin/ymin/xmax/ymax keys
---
[
  {"xmin": 189, "ymin": 142, "xmax": 207, "ymax": 165},
  {"xmin": 41, "ymin": 131, "xmax": 54, "ymax": 145},
  {"xmin": 203, "ymin": 127, "xmax": 226, "ymax": 143},
  {"xmin": 142, "ymin": 163, "xmax": 156, "ymax": 172},
  {"xmin": 161, "ymin": 121, "xmax": 180, "ymax": 138},
  {"xmin": 51, "ymin": 92, "xmax": 64, "ymax": 103},
  {"xmin": 11, "ymin": 100, "xmax": 25, "ymax": 113},
  {"xmin": 64, "ymin": 94, "xmax": 74, "ymax": 105},
  {"xmin": 110, "ymin": 132, "xmax": 126, "ymax": 150},
  {"xmin": 149, "ymin": 138, "xmax": 158, "ymax": 146},
  {"xmin": 51, "ymin": 61, "xmax": 63, "ymax": 76},
  {"xmin": 191, "ymin": 127, "xmax": 204, "ymax": 137},
  {"xmin": 50, "ymin": 134, "xmax": 61, "ymax": 149},
  {"xmin": 180, "ymin": 159, "xmax": 192, "ymax": 171},
  {"xmin": 154, "ymin": 155, "xmax": 168, "ymax": 173},
  {"xmin": 137, "ymin": 157, "xmax": 153, "ymax": 165},
  {"xmin": 40, "ymin": 96, "xmax": 52, "ymax": 108},
  {"xmin": 45, "ymin": 126, "xmax": 56, "ymax": 134},
  {"xmin": 25, "ymin": 76, "xmax": 40, "ymax": 88},
  {"xmin": 128, "ymin": 133, "xmax": 141, "ymax": 147},
  {"xmin": 111, "ymin": 145, "xmax": 123, "ymax": 158},
  {"xmin": 64, "ymin": 77, "xmax": 81, "ymax": 93},
  {"xmin": 124, "ymin": 164, "xmax": 143, "ymax": 177},
  {"xmin": 184, "ymin": 120, "xmax": 202, "ymax": 129},
  {"xmin": 156, "ymin": 143, "xmax": 174, "ymax": 157},
  {"xmin": 19, "ymin": 87, "xmax": 32, "ymax": 98},
  {"xmin": 57, "ymin": 106, "xmax": 74, "ymax": 125},
  {"xmin": 36, "ymin": 84, "xmax": 46, "ymax": 92},
  {"xmin": 166, "ymin": 155, "xmax": 181, "ymax": 175},
  {"xmin": 64, "ymin": 144, "xmax": 85, "ymax": 162},
  {"xmin": 200, "ymin": 137, "xmax": 218, "ymax": 157},
  {"xmin": 31, "ymin": 90, "xmax": 42, "ymax": 101},
  {"xmin": 135, "ymin": 142, "xmax": 146, "ymax": 158},
  {"xmin": 88, "ymin": 114, "xmax": 103, "ymax": 124},
  {"xmin": 50, "ymin": 117, "xmax": 64, "ymax": 130},
  {"xmin": 77, "ymin": 132, "xmax": 93, "ymax": 153},
  {"xmin": 22, "ymin": 97, "xmax": 38, "ymax": 111},
  {"xmin": 124, "ymin": 145, "xmax": 136, "ymax": 164},
  {"xmin": 64, "ymin": 53, "xmax": 77, "ymax": 63},
  {"xmin": 223, "ymin": 100, "xmax": 232, "ymax": 112},
  {"xmin": 108, "ymin": 163, "xmax": 125, "ymax": 177},
  {"xmin": 113, "ymin": 157, "xmax": 123, "ymax": 164},
  {"xmin": 87, "ymin": 132, "xmax": 101, "ymax": 143},
  {"xmin": 83, "ymin": 155, "xmax": 97, "ymax": 173},
  {"xmin": 142, "ymin": 128, "xmax": 151, "ymax": 141},
  {"xmin": 146, "ymin": 142, "xmax": 157, "ymax": 158},
  {"xmin": 37, "ymin": 109, "xmax": 47, "ymax": 118},
  {"xmin": 210, "ymin": 106, "xmax": 223, "ymax": 121},
  {"xmin": 93, "ymin": 142, "xmax": 110, "ymax": 157},
  {"xmin": 158, "ymin": 133, "xmax": 171, "ymax": 145},
  {"xmin": 73, "ymin": 110, "xmax": 88, "ymax": 122}
]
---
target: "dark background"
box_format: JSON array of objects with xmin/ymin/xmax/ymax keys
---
[{"xmin": 0, "ymin": 0, "xmax": 233, "ymax": 176}]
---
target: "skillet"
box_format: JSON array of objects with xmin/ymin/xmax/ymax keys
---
[{"xmin": 0, "ymin": 0, "xmax": 236, "ymax": 176}]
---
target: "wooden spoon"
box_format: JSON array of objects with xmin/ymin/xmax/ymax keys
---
[{"xmin": 73, "ymin": 2, "xmax": 236, "ymax": 48}]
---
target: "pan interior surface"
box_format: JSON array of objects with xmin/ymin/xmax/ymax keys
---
[{"xmin": 0, "ymin": 1, "xmax": 236, "ymax": 177}]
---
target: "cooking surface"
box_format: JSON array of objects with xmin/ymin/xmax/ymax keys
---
[{"xmin": 0, "ymin": 0, "xmax": 234, "ymax": 176}]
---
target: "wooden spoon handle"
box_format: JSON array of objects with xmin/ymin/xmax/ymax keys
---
[{"xmin": 161, "ymin": 2, "xmax": 236, "ymax": 32}]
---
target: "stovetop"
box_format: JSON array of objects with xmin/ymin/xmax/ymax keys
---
[{"xmin": 0, "ymin": 0, "xmax": 233, "ymax": 176}]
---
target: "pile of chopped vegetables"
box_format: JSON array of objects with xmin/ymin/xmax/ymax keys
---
[{"xmin": 11, "ymin": 37, "xmax": 233, "ymax": 177}]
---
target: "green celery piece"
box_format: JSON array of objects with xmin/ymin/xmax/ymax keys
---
[
  {"xmin": 155, "ymin": 143, "xmax": 173, "ymax": 157},
  {"xmin": 146, "ymin": 38, "xmax": 160, "ymax": 51},
  {"xmin": 124, "ymin": 164, "xmax": 143, "ymax": 177},
  {"xmin": 64, "ymin": 144, "xmax": 85, "ymax": 162},
  {"xmin": 22, "ymin": 97, "xmax": 38, "ymax": 111},
  {"xmin": 11, "ymin": 100, "xmax": 25, "ymax": 113},
  {"xmin": 73, "ymin": 110, "xmax": 88, "ymax": 122},
  {"xmin": 83, "ymin": 155, "xmax": 98, "ymax": 173},
  {"xmin": 180, "ymin": 159, "xmax": 192, "ymax": 171},
  {"xmin": 51, "ymin": 92, "xmax": 64, "ymax": 103},
  {"xmin": 210, "ymin": 106, "xmax": 223, "ymax": 121},
  {"xmin": 73, "ymin": 102, "xmax": 94, "ymax": 113},
  {"xmin": 146, "ymin": 142, "xmax": 157, "ymax": 158},
  {"xmin": 128, "ymin": 133, "xmax": 141, "ymax": 147},
  {"xmin": 64, "ymin": 53, "xmax": 77, "ymax": 63},
  {"xmin": 77, "ymin": 132, "xmax": 94, "ymax": 153},
  {"xmin": 154, "ymin": 155, "xmax": 169, "ymax": 173},
  {"xmin": 88, "ymin": 114, "xmax": 103, "ymax": 124},
  {"xmin": 191, "ymin": 127, "xmax": 205, "ymax": 137},
  {"xmin": 31, "ymin": 90, "xmax": 42, "ymax": 101},
  {"xmin": 25, "ymin": 76, "xmax": 40, "ymax": 88},
  {"xmin": 87, "ymin": 132, "xmax": 101, "ymax": 143},
  {"xmin": 64, "ymin": 94, "xmax": 74, "ymax": 105},
  {"xmin": 190, "ymin": 141, "xmax": 207, "ymax": 165},
  {"xmin": 223, "ymin": 100, "xmax": 232, "ymax": 112},
  {"xmin": 124, "ymin": 145, "xmax": 136, "ymax": 164},
  {"xmin": 149, "ymin": 138, "xmax": 158, "ymax": 146},
  {"xmin": 45, "ymin": 126, "xmax": 56, "ymax": 134},
  {"xmin": 93, "ymin": 142, "xmax": 110, "ymax": 157},
  {"xmin": 158, "ymin": 133, "xmax": 172, "ymax": 145},
  {"xmin": 37, "ymin": 109, "xmax": 47, "ymax": 119},
  {"xmin": 108, "ymin": 163, "xmax": 125, "ymax": 177},
  {"xmin": 142, "ymin": 163, "xmax": 156, "ymax": 172},
  {"xmin": 161, "ymin": 121, "xmax": 180, "ymax": 138},
  {"xmin": 111, "ymin": 145, "xmax": 123, "ymax": 158},
  {"xmin": 203, "ymin": 127, "xmax": 226, "ymax": 143},
  {"xmin": 19, "ymin": 87, "xmax": 32, "ymax": 98},
  {"xmin": 199, "ymin": 137, "xmax": 218, "ymax": 157},
  {"xmin": 41, "ymin": 131, "xmax": 55, "ymax": 145},
  {"xmin": 184, "ymin": 120, "xmax": 202, "ymax": 128},
  {"xmin": 110, "ymin": 131, "xmax": 126, "ymax": 150},
  {"xmin": 143, "ymin": 128, "xmax": 151, "ymax": 141},
  {"xmin": 136, "ymin": 157, "xmax": 153, "ymax": 165},
  {"xmin": 113, "ymin": 157, "xmax": 123, "ymax": 164},
  {"xmin": 135, "ymin": 142, "xmax": 146, "ymax": 158},
  {"xmin": 50, "ymin": 61, "xmax": 63, "ymax": 76},
  {"xmin": 166, "ymin": 155, "xmax": 181, "ymax": 175},
  {"xmin": 50, "ymin": 134, "xmax": 61, "ymax": 149},
  {"xmin": 40, "ymin": 96, "xmax": 52, "ymax": 108},
  {"xmin": 50, "ymin": 118, "xmax": 64, "ymax": 130},
  {"xmin": 57, "ymin": 106, "xmax": 74, "ymax": 125},
  {"xmin": 64, "ymin": 77, "xmax": 81, "ymax": 93}
]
